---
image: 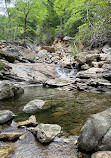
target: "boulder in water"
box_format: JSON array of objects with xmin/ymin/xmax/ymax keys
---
[
  {"xmin": 30, "ymin": 123, "xmax": 61, "ymax": 144},
  {"xmin": 0, "ymin": 110, "xmax": 15, "ymax": 124},
  {"xmin": 0, "ymin": 80, "xmax": 24, "ymax": 100},
  {"xmin": 23, "ymin": 99, "xmax": 45, "ymax": 114}
]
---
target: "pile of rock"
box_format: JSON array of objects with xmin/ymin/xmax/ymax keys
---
[
  {"xmin": 75, "ymin": 45, "xmax": 111, "ymax": 92},
  {"xmin": 0, "ymin": 97, "xmax": 61, "ymax": 145}
]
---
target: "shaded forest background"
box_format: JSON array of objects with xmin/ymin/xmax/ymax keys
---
[{"xmin": 0, "ymin": 0, "xmax": 111, "ymax": 48}]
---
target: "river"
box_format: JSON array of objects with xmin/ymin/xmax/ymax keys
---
[{"xmin": 1, "ymin": 85, "xmax": 111, "ymax": 157}]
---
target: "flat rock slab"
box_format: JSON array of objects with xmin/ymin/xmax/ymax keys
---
[
  {"xmin": 91, "ymin": 151, "xmax": 111, "ymax": 158},
  {"xmin": 44, "ymin": 79, "xmax": 73, "ymax": 87},
  {"xmin": 17, "ymin": 115, "xmax": 38, "ymax": 127},
  {"xmin": 0, "ymin": 132, "xmax": 23, "ymax": 140},
  {"xmin": 0, "ymin": 110, "xmax": 15, "ymax": 124},
  {"xmin": 9, "ymin": 63, "xmax": 57, "ymax": 83},
  {"xmin": 23, "ymin": 99, "xmax": 45, "ymax": 114}
]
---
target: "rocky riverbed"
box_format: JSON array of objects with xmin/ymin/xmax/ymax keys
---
[
  {"xmin": 0, "ymin": 39, "xmax": 111, "ymax": 158},
  {"xmin": 0, "ymin": 40, "xmax": 111, "ymax": 92}
]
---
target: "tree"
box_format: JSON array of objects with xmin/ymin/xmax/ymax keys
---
[{"xmin": 74, "ymin": 0, "xmax": 111, "ymax": 47}]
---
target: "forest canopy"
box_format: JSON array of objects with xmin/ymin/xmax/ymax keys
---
[{"xmin": 0, "ymin": 0, "xmax": 111, "ymax": 47}]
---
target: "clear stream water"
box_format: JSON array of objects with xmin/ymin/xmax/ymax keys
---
[{"xmin": 1, "ymin": 85, "xmax": 111, "ymax": 157}]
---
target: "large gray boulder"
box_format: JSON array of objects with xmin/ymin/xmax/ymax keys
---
[
  {"xmin": 0, "ymin": 81, "xmax": 24, "ymax": 100},
  {"xmin": 23, "ymin": 99, "xmax": 45, "ymax": 114},
  {"xmin": 29, "ymin": 123, "xmax": 61, "ymax": 144},
  {"xmin": 78, "ymin": 107, "xmax": 111, "ymax": 152},
  {"xmin": 0, "ymin": 110, "xmax": 15, "ymax": 124},
  {"xmin": 91, "ymin": 151, "xmax": 111, "ymax": 158}
]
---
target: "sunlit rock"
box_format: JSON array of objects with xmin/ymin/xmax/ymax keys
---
[
  {"xmin": 0, "ymin": 132, "xmax": 23, "ymax": 140},
  {"xmin": 17, "ymin": 115, "xmax": 38, "ymax": 127},
  {"xmin": 30, "ymin": 123, "xmax": 61, "ymax": 144}
]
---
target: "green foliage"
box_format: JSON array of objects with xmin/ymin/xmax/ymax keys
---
[
  {"xmin": 0, "ymin": 62, "xmax": 5, "ymax": 70},
  {"xmin": 0, "ymin": 0, "xmax": 110, "ymax": 46},
  {"xmin": 74, "ymin": 0, "xmax": 111, "ymax": 47}
]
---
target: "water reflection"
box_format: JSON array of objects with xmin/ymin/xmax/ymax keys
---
[{"xmin": 0, "ymin": 85, "xmax": 111, "ymax": 135}]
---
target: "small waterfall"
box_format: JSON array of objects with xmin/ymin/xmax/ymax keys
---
[{"xmin": 56, "ymin": 66, "xmax": 77, "ymax": 79}]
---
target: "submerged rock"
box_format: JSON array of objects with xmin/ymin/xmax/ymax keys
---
[
  {"xmin": 0, "ymin": 142, "xmax": 13, "ymax": 158},
  {"xmin": 91, "ymin": 151, "xmax": 111, "ymax": 158},
  {"xmin": 0, "ymin": 132, "xmax": 23, "ymax": 140},
  {"xmin": 23, "ymin": 99, "xmax": 45, "ymax": 114},
  {"xmin": 30, "ymin": 123, "xmax": 61, "ymax": 144},
  {"xmin": 0, "ymin": 110, "xmax": 15, "ymax": 124},
  {"xmin": 78, "ymin": 107, "xmax": 111, "ymax": 152}
]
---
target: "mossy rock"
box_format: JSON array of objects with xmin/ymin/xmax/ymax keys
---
[{"xmin": 0, "ymin": 62, "xmax": 5, "ymax": 70}]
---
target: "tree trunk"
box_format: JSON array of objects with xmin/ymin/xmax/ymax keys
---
[
  {"xmin": 60, "ymin": 16, "xmax": 63, "ymax": 37},
  {"xmin": 24, "ymin": 14, "xmax": 28, "ymax": 47}
]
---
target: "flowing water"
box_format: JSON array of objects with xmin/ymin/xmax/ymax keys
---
[
  {"xmin": 1, "ymin": 85, "xmax": 111, "ymax": 158},
  {"xmin": 56, "ymin": 66, "xmax": 76, "ymax": 79}
]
